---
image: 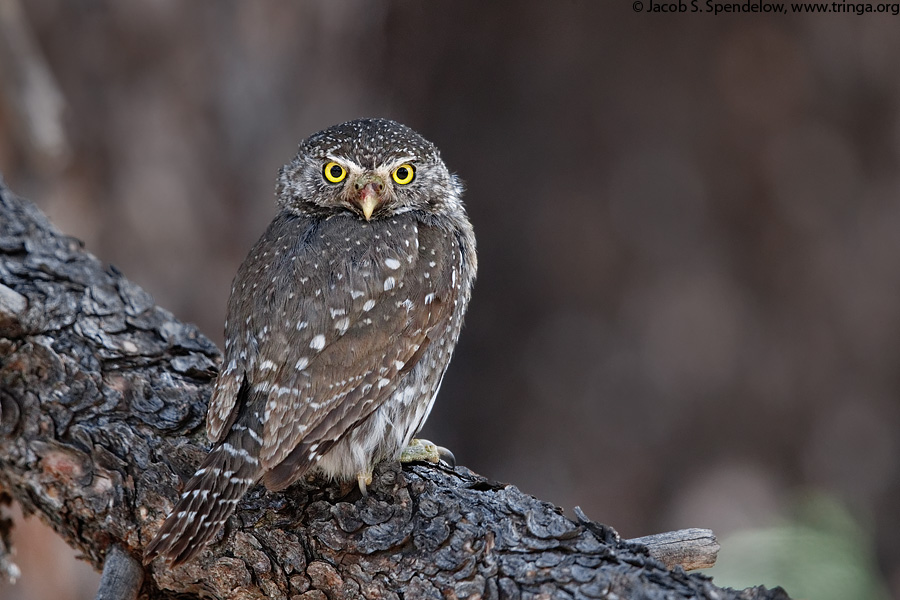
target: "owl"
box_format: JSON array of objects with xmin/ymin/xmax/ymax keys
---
[{"xmin": 143, "ymin": 118, "xmax": 477, "ymax": 566}]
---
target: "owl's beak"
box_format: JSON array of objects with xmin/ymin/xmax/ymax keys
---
[{"xmin": 354, "ymin": 177, "xmax": 385, "ymax": 221}]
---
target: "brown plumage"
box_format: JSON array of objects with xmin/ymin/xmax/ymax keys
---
[{"xmin": 143, "ymin": 118, "xmax": 476, "ymax": 565}]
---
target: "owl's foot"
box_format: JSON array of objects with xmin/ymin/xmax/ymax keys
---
[
  {"xmin": 400, "ymin": 438, "xmax": 456, "ymax": 467},
  {"xmin": 357, "ymin": 469, "xmax": 373, "ymax": 496}
]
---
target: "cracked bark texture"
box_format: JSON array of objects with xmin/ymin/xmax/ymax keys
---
[{"xmin": 0, "ymin": 180, "xmax": 791, "ymax": 600}]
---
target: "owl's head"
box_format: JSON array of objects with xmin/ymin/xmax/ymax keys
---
[{"xmin": 277, "ymin": 118, "xmax": 463, "ymax": 221}]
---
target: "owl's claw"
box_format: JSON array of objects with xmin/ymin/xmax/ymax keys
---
[
  {"xmin": 436, "ymin": 445, "xmax": 456, "ymax": 467},
  {"xmin": 357, "ymin": 470, "xmax": 373, "ymax": 496},
  {"xmin": 400, "ymin": 438, "xmax": 454, "ymax": 465}
]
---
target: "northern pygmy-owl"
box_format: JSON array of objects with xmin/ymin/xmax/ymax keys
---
[{"xmin": 143, "ymin": 118, "xmax": 476, "ymax": 565}]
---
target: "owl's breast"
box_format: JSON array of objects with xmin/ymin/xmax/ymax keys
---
[{"xmin": 308, "ymin": 212, "xmax": 425, "ymax": 272}]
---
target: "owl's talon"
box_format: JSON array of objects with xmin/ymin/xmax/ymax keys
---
[
  {"xmin": 357, "ymin": 470, "xmax": 372, "ymax": 496},
  {"xmin": 400, "ymin": 438, "xmax": 443, "ymax": 464},
  {"xmin": 436, "ymin": 445, "xmax": 456, "ymax": 467}
]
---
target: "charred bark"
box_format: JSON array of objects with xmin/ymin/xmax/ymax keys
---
[{"xmin": 0, "ymin": 179, "xmax": 790, "ymax": 600}]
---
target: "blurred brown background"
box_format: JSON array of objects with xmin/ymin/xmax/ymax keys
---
[{"xmin": 1, "ymin": 2, "xmax": 898, "ymax": 599}]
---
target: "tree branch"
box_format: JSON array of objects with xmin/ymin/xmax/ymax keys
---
[
  {"xmin": 0, "ymin": 179, "xmax": 791, "ymax": 600},
  {"xmin": 95, "ymin": 544, "xmax": 143, "ymax": 600},
  {"xmin": 626, "ymin": 527, "xmax": 720, "ymax": 572}
]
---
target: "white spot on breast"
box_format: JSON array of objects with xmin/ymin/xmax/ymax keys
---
[
  {"xmin": 394, "ymin": 360, "xmax": 405, "ymax": 370},
  {"xmin": 273, "ymin": 384, "xmax": 292, "ymax": 397},
  {"xmin": 363, "ymin": 299, "xmax": 376, "ymax": 311},
  {"xmin": 378, "ymin": 377, "xmax": 391, "ymax": 389},
  {"xmin": 335, "ymin": 317, "xmax": 350, "ymax": 333},
  {"xmin": 424, "ymin": 292, "xmax": 435, "ymax": 305},
  {"xmin": 296, "ymin": 321, "xmax": 308, "ymax": 330},
  {"xmin": 260, "ymin": 360, "xmax": 277, "ymax": 371},
  {"xmin": 310, "ymin": 334, "xmax": 326, "ymax": 350},
  {"xmin": 384, "ymin": 277, "xmax": 396, "ymax": 291},
  {"xmin": 351, "ymin": 289, "xmax": 365, "ymax": 299},
  {"xmin": 295, "ymin": 357, "xmax": 309, "ymax": 369},
  {"xmin": 384, "ymin": 257, "xmax": 401, "ymax": 270}
]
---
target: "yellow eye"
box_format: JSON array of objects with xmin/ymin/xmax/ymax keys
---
[
  {"xmin": 323, "ymin": 161, "xmax": 347, "ymax": 183},
  {"xmin": 391, "ymin": 164, "xmax": 415, "ymax": 185}
]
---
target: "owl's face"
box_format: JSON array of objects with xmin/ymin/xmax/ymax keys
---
[{"xmin": 277, "ymin": 118, "xmax": 463, "ymax": 221}]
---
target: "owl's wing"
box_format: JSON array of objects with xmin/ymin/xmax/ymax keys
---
[{"xmin": 207, "ymin": 211, "xmax": 462, "ymax": 489}]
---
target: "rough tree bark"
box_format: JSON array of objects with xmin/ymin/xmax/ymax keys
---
[{"xmin": 0, "ymin": 179, "xmax": 791, "ymax": 600}]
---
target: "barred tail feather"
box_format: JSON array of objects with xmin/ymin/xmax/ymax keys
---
[{"xmin": 144, "ymin": 428, "xmax": 262, "ymax": 565}]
